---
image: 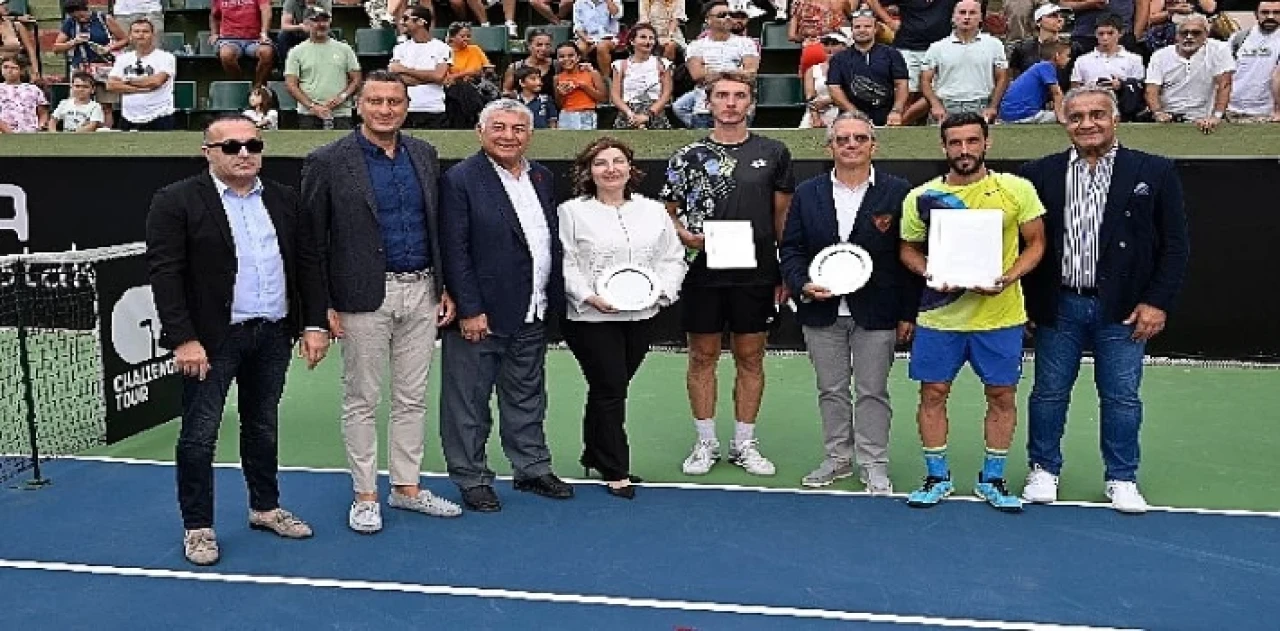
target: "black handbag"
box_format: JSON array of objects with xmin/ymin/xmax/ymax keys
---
[{"xmin": 850, "ymin": 75, "xmax": 889, "ymax": 109}]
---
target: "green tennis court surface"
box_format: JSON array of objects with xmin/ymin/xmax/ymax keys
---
[{"xmin": 87, "ymin": 349, "xmax": 1279, "ymax": 512}]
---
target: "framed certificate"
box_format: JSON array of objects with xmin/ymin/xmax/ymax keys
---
[{"xmin": 703, "ymin": 220, "xmax": 757, "ymax": 270}]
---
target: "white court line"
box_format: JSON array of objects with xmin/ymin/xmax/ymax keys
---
[
  {"xmin": 64, "ymin": 455, "xmax": 1280, "ymax": 519},
  {"xmin": 0, "ymin": 559, "xmax": 1134, "ymax": 631}
]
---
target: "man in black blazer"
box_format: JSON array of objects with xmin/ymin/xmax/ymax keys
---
[
  {"xmin": 779, "ymin": 112, "xmax": 920, "ymax": 494},
  {"xmin": 146, "ymin": 115, "xmax": 329, "ymax": 566},
  {"xmin": 303, "ymin": 71, "xmax": 461, "ymax": 534},
  {"xmin": 1017, "ymin": 86, "xmax": 1190, "ymax": 514},
  {"xmin": 438, "ymin": 98, "xmax": 572, "ymax": 512}
]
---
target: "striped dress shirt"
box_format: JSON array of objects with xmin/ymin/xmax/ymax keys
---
[{"xmin": 1062, "ymin": 144, "xmax": 1117, "ymax": 289}]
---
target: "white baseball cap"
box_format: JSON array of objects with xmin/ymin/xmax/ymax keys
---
[{"xmin": 1034, "ymin": 4, "xmax": 1068, "ymax": 22}]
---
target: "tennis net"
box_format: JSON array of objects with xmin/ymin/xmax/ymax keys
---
[{"xmin": 0, "ymin": 243, "xmax": 146, "ymax": 485}]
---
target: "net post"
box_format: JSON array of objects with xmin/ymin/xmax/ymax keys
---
[{"xmin": 14, "ymin": 260, "xmax": 50, "ymax": 489}]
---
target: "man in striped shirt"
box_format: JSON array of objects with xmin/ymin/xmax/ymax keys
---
[{"xmin": 1016, "ymin": 86, "xmax": 1190, "ymax": 514}]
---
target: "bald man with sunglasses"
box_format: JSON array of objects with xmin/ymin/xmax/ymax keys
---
[{"xmin": 146, "ymin": 114, "xmax": 329, "ymax": 566}]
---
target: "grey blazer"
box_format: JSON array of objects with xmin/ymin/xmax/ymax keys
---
[{"xmin": 302, "ymin": 131, "xmax": 445, "ymax": 313}]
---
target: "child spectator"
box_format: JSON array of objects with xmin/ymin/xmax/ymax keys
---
[
  {"xmin": 515, "ymin": 64, "xmax": 559, "ymax": 128},
  {"xmin": 553, "ymin": 41, "xmax": 605, "ymax": 129},
  {"xmin": 999, "ymin": 40, "xmax": 1071, "ymax": 124},
  {"xmin": 48, "ymin": 71, "xmax": 104, "ymax": 132},
  {"xmin": 243, "ymin": 84, "xmax": 279, "ymax": 130}
]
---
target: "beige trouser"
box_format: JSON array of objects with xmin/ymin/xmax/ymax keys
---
[{"xmin": 338, "ymin": 274, "xmax": 438, "ymax": 494}]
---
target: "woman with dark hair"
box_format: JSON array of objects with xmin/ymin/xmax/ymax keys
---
[
  {"xmin": 442, "ymin": 22, "xmax": 498, "ymax": 128},
  {"xmin": 610, "ymin": 22, "xmax": 673, "ymax": 129},
  {"xmin": 502, "ymin": 27, "xmax": 556, "ymax": 97},
  {"xmin": 558, "ymin": 137, "xmax": 687, "ymax": 499},
  {"xmin": 52, "ymin": 0, "xmax": 125, "ymax": 128}
]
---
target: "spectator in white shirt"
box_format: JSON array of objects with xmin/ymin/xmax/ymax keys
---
[
  {"xmin": 390, "ymin": 5, "xmax": 451, "ymax": 129},
  {"xmin": 105, "ymin": 19, "xmax": 176, "ymax": 131},
  {"xmin": 1226, "ymin": 0, "xmax": 1280, "ymax": 123},
  {"xmin": 1144, "ymin": 14, "xmax": 1234, "ymax": 133},
  {"xmin": 672, "ymin": 0, "xmax": 760, "ymax": 128},
  {"xmin": 1071, "ymin": 13, "xmax": 1145, "ymax": 89},
  {"xmin": 573, "ymin": 0, "xmax": 622, "ymax": 80},
  {"xmin": 49, "ymin": 71, "xmax": 104, "ymax": 132},
  {"xmin": 919, "ymin": 0, "xmax": 1009, "ymax": 123}
]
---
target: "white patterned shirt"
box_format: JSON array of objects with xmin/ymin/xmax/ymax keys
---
[{"xmin": 1062, "ymin": 144, "xmax": 1117, "ymax": 289}]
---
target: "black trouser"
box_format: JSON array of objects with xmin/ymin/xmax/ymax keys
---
[
  {"xmin": 561, "ymin": 318, "xmax": 652, "ymax": 482},
  {"xmin": 176, "ymin": 319, "xmax": 291, "ymax": 529},
  {"xmin": 406, "ymin": 111, "xmax": 449, "ymax": 129}
]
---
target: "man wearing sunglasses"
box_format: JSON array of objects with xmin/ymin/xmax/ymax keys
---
[
  {"xmin": 146, "ymin": 115, "xmax": 329, "ymax": 565},
  {"xmin": 778, "ymin": 112, "xmax": 919, "ymax": 493},
  {"xmin": 1144, "ymin": 14, "xmax": 1235, "ymax": 133}
]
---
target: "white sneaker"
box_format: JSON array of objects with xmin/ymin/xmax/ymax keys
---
[
  {"xmin": 729, "ymin": 439, "xmax": 776, "ymax": 476},
  {"xmin": 1022, "ymin": 464, "xmax": 1060, "ymax": 504},
  {"xmin": 681, "ymin": 438, "xmax": 720, "ymax": 475},
  {"xmin": 1105, "ymin": 481, "xmax": 1149, "ymax": 514},
  {"xmin": 348, "ymin": 500, "xmax": 383, "ymax": 534},
  {"xmin": 389, "ymin": 489, "xmax": 462, "ymax": 518}
]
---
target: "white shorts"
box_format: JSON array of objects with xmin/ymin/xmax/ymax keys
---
[{"xmin": 901, "ymin": 49, "xmax": 930, "ymax": 93}]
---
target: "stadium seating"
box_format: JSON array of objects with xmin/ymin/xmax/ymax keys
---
[
  {"xmin": 160, "ymin": 32, "xmax": 187, "ymax": 53},
  {"xmin": 268, "ymin": 80, "xmax": 297, "ymax": 110},
  {"xmin": 762, "ymin": 23, "xmax": 800, "ymax": 51},
  {"xmin": 174, "ymin": 81, "xmax": 197, "ymax": 111},
  {"xmin": 207, "ymin": 80, "xmax": 253, "ymax": 111},
  {"xmin": 355, "ymin": 28, "xmax": 397, "ymax": 55},
  {"xmin": 470, "ymin": 25, "xmax": 510, "ymax": 54},
  {"xmin": 757, "ymin": 74, "xmax": 803, "ymax": 107},
  {"xmin": 7, "ymin": 0, "xmax": 28, "ymax": 15}
]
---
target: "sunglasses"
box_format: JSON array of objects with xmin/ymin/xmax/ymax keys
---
[
  {"xmin": 204, "ymin": 139, "xmax": 265, "ymax": 155},
  {"xmin": 707, "ymin": 11, "xmax": 729, "ymax": 17},
  {"xmin": 833, "ymin": 133, "xmax": 873, "ymax": 147}
]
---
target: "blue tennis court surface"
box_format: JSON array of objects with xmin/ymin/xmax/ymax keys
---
[{"xmin": 2, "ymin": 458, "xmax": 1277, "ymax": 630}]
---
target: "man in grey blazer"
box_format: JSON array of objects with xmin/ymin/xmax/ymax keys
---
[{"xmin": 303, "ymin": 70, "xmax": 461, "ymax": 534}]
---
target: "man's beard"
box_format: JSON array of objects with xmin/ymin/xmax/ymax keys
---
[
  {"xmin": 948, "ymin": 151, "xmax": 986, "ymax": 176},
  {"xmin": 1261, "ymin": 19, "xmax": 1279, "ymax": 33}
]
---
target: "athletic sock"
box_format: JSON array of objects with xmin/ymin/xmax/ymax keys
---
[
  {"xmin": 694, "ymin": 419, "xmax": 717, "ymax": 442},
  {"xmin": 733, "ymin": 421, "xmax": 755, "ymax": 445},
  {"xmin": 982, "ymin": 447, "xmax": 1009, "ymax": 482},
  {"xmin": 923, "ymin": 445, "xmax": 949, "ymax": 479}
]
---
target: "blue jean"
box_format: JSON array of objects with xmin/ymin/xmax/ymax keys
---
[
  {"xmin": 176, "ymin": 320, "xmax": 291, "ymax": 529},
  {"xmin": 1027, "ymin": 291, "xmax": 1146, "ymax": 482}
]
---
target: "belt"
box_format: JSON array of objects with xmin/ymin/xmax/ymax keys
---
[
  {"xmin": 231, "ymin": 317, "xmax": 280, "ymax": 327},
  {"xmin": 1061, "ymin": 285, "xmax": 1099, "ymax": 297},
  {"xmin": 386, "ymin": 269, "xmax": 432, "ymax": 282}
]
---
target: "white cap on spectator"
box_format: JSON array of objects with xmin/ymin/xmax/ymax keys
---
[
  {"xmin": 1034, "ymin": 4, "xmax": 1067, "ymax": 22},
  {"xmin": 821, "ymin": 28, "xmax": 852, "ymax": 45}
]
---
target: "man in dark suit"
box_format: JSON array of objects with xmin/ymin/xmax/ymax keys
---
[
  {"xmin": 1017, "ymin": 86, "xmax": 1190, "ymax": 514},
  {"xmin": 438, "ymin": 98, "xmax": 573, "ymax": 512},
  {"xmin": 146, "ymin": 114, "xmax": 329, "ymax": 566},
  {"xmin": 303, "ymin": 70, "xmax": 461, "ymax": 535},
  {"xmin": 779, "ymin": 112, "xmax": 920, "ymax": 495}
]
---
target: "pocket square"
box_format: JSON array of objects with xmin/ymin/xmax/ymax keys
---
[{"xmin": 1133, "ymin": 182, "xmax": 1150, "ymax": 196}]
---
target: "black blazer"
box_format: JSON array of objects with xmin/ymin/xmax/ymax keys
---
[
  {"xmin": 1018, "ymin": 146, "xmax": 1190, "ymax": 326},
  {"xmin": 145, "ymin": 172, "xmax": 326, "ymax": 352},
  {"xmin": 302, "ymin": 131, "xmax": 445, "ymax": 313},
  {"xmin": 779, "ymin": 170, "xmax": 921, "ymax": 329},
  {"xmin": 439, "ymin": 151, "xmax": 565, "ymax": 337}
]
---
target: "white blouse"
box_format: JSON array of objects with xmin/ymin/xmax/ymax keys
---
[{"xmin": 558, "ymin": 193, "xmax": 688, "ymax": 321}]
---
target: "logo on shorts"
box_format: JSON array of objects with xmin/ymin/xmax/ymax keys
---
[
  {"xmin": 750, "ymin": 159, "xmax": 767, "ymax": 168},
  {"xmin": 873, "ymin": 214, "xmax": 894, "ymax": 233},
  {"xmin": 110, "ymin": 286, "xmax": 163, "ymax": 365}
]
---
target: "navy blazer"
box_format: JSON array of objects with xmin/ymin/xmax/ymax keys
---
[
  {"xmin": 779, "ymin": 169, "xmax": 921, "ymax": 330},
  {"xmin": 439, "ymin": 151, "xmax": 565, "ymax": 336},
  {"xmin": 302, "ymin": 131, "xmax": 444, "ymax": 314},
  {"xmin": 1018, "ymin": 146, "xmax": 1190, "ymax": 327},
  {"xmin": 146, "ymin": 172, "xmax": 326, "ymax": 352}
]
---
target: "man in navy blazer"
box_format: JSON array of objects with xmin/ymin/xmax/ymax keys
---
[
  {"xmin": 779, "ymin": 112, "xmax": 921, "ymax": 494},
  {"xmin": 438, "ymin": 98, "xmax": 572, "ymax": 512},
  {"xmin": 1017, "ymin": 86, "xmax": 1189, "ymax": 513}
]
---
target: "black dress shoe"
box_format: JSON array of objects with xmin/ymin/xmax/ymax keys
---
[
  {"xmin": 605, "ymin": 484, "xmax": 636, "ymax": 500},
  {"xmin": 582, "ymin": 466, "xmax": 644, "ymax": 484},
  {"xmin": 513, "ymin": 473, "xmax": 574, "ymax": 499},
  {"xmin": 461, "ymin": 485, "xmax": 501, "ymax": 512}
]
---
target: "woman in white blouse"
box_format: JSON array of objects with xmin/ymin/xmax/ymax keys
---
[{"xmin": 558, "ymin": 137, "xmax": 687, "ymax": 499}]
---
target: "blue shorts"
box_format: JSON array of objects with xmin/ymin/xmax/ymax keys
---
[{"xmin": 909, "ymin": 325, "xmax": 1025, "ymax": 387}]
